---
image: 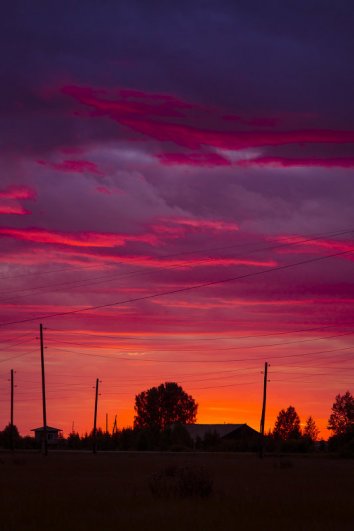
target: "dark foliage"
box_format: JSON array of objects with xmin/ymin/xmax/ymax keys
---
[
  {"xmin": 327, "ymin": 391, "xmax": 354, "ymax": 436},
  {"xmin": 303, "ymin": 416, "xmax": 320, "ymax": 443},
  {"xmin": 0, "ymin": 424, "xmax": 21, "ymax": 449},
  {"xmin": 134, "ymin": 382, "xmax": 197, "ymax": 431},
  {"xmin": 273, "ymin": 406, "xmax": 302, "ymax": 441}
]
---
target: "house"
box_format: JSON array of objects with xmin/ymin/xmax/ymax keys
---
[
  {"xmin": 31, "ymin": 426, "xmax": 62, "ymax": 445},
  {"xmin": 184, "ymin": 423, "xmax": 259, "ymax": 440},
  {"xmin": 183, "ymin": 423, "xmax": 259, "ymax": 449}
]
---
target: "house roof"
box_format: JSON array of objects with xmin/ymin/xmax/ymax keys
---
[
  {"xmin": 184, "ymin": 423, "xmax": 254, "ymax": 440},
  {"xmin": 31, "ymin": 426, "xmax": 62, "ymax": 432}
]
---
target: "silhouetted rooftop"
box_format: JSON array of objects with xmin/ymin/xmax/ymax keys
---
[
  {"xmin": 184, "ymin": 423, "xmax": 258, "ymax": 440},
  {"xmin": 31, "ymin": 426, "xmax": 62, "ymax": 432}
]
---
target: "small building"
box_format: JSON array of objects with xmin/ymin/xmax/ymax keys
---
[
  {"xmin": 31, "ymin": 426, "xmax": 62, "ymax": 445},
  {"xmin": 184, "ymin": 423, "xmax": 259, "ymax": 441},
  {"xmin": 184, "ymin": 423, "xmax": 259, "ymax": 450}
]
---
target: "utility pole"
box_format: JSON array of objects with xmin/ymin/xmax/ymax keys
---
[
  {"xmin": 40, "ymin": 323, "xmax": 48, "ymax": 456},
  {"xmin": 105, "ymin": 413, "xmax": 108, "ymax": 434},
  {"xmin": 259, "ymin": 361, "xmax": 269, "ymax": 459},
  {"xmin": 112, "ymin": 414, "xmax": 117, "ymax": 435},
  {"xmin": 10, "ymin": 369, "xmax": 14, "ymax": 451},
  {"xmin": 93, "ymin": 378, "xmax": 99, "ymax": 454}
]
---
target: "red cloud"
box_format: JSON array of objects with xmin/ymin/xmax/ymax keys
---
[
  {"xmin": 61, "ymin": 85, "xmax": 193, "ymax": 120},
  {"xmin": 274, "ymin": 235, "xmax": 354, "ymax": 254},
  {"xmin": 37, "ymin": 159, "xmax": 103, "ymax": 175},
  {"xmin": 62, "ymin": 84, "xmax": 354, "ymax": 150},
  {"xmin": 0, "ymin": 227, "xmax": 157, "ymax": 248},
  {"xmin": 0, "ymin": 185, "xmax": 36, "ymax": 200}
]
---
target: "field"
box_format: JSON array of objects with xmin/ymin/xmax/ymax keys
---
[{"xmin": 0, "ymin": 452, "xmax": 353, "ymax": 531}]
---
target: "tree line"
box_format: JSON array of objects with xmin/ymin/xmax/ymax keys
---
[{"xmin": 0, "ymin": 383, "xmax": 353, "ymax": 455}]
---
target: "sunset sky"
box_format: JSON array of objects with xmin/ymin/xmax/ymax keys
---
[{"xmin": 0, "ymin": 1, "xmax": 353, "ymax": 439}]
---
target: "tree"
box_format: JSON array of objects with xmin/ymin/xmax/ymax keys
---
[
  {"xmin": 67, "ymin": 431, "xmax": 81, "ymax": 449},
  {"xmin": 0, "ymin": 423, "xmax": 21, "ymax": 449},
  {"xmin": 134, "ymin": 382, "xmax": 198, "ymax": 431},
  {"xmin": 273, "ymin": 406, "xmax": 301, "ymax": 440},
  {"xmin": 303, "ymin": 416, "xmax": 320, "ymax": 442},
  {"xmin": 327, "ymin": 391, "xmax": 354, "ymax": 435}
]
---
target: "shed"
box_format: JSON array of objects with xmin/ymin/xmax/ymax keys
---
[{"xmin": 31, "ymin": 426, "xmax": 62, "ymax": 445}]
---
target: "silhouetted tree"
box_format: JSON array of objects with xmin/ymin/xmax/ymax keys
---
[
  {"xmin": 134, "ymin": 382, "xmax": 197, "ymax": 431},
  {"xmin": 273, "ymin": 406, "xmax": 301, "ymax": 440},
  {"xmin": 67, "ymin": 431, "xmax": 81, "ymax": 449},
  {"xmin": 328, "ymin": 391, "xmax": 354, "ymax": 435},
  {"xmin": 303, "ymin": 416, "xmax": 320, "ymax": 442},
  {"xmin": 0, "ymin": 423, "xmax": 21, "ymax": 448}
]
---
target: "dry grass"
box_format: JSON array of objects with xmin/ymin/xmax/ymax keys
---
[{"xmin": 0, "ymin": 452, "xmax": 353, "ymax": 530}]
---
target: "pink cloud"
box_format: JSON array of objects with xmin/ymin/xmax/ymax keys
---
[
  {"xmin": 156, "ymin": 152, "xmax": 232, "ymax": 166},
  {"xmin": 156, "ymin": 152, "xmax": 354, "ymax": 168},
  {"xmin": 37, "ymin": 159, "xmax": 103, "ymax": 175},
  {"xmin": 172, "ymin": 217, "xmax": 239, "ymax": 232},
  {"xmin": 0, "ymin": 185, "xmax": 36, "ymax": 200},
  {"xmin": 237, "ymin": 156, "xmax": 354, "ymax": 168},
  {"xmin": 96, "ymin": 185, "xmax": 124, "ymax": 196},
  {"xmin": 150, "ymin": 217, "xmax": 239, "ymax": 239},
  {"xmin": 0, "ymin": 205, "xmax": 31, "ymax": 215}
]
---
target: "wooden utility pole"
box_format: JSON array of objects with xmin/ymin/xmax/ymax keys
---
[
  {"xmin": 40, "ymin": 323, "xmax": 48, "ymax": 456},
  {"xmin": 10, "ymin": 369, "xmax": 14, "ymax": 451},
  {"xmin": 93, "ymin": 378, "xmax": 99, "ymax": 454},
  {"xmin": 106, "ymin": 413, "xmax": 108, "ymax": 434},
  {"xmin": 112, "ymin": 414, "xmax": 117, "ymax": 435},
  {"xmin": 259, "ymin": 361, "xmax": 269, "ymax": 459}
]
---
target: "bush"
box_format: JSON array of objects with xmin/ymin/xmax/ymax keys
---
[{"xmin": 149, "ymin": 464, "xmax": 213, "ymax": 499}]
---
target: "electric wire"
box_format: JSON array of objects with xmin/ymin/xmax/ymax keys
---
[{"xmin": 1, "ymin": 246, "xmax": 353, "ymax": 327}]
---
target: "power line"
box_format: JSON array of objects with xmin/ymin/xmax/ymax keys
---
[
  {"xmin": 1, "ymin": 246, "xmax": 353, "ymax": 328},
  {"xmin": 7, "ymin": 362, "xmax": 352, "ymax": 395},
  {"xmin": 45, "ymin": 320, "xmax": 354, "ymax": 342},
  {"xmin": 0, "ymin": 337, "xmax": 35, "ymax": 350},
  {"xmin": 0, "ymin": 349, "xmax": 38, "ymax": 364},
  {"xmin": 1, "ymin": 226, "xmax": 351, "ymax": 285},
  {"xmin": 47, "ymin": 344, "xmax": 353, "ymax": 364},
  {"xmin": 1, "ymin": 228, "xmax": 353, "ymax": 304},
  {"xmin": 44, "ymin": 329, "xmax": 354, "ymax": 353},
  {"xmin": 0, "ymin": 262, "xmax": 107, "ymax": 281},
  {"xmin": 0, "ymin": 332, "xmax": 34, "ymax": 345}
]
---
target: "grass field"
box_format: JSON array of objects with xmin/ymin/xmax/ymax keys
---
[{"xmin": 0, "ymin": 452, "xmax": 353, "ymax": 530}]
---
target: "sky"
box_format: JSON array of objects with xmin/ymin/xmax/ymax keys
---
[{"xmin": 0, "ymin": 1, "xmax": 353, "ymax": 438}]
